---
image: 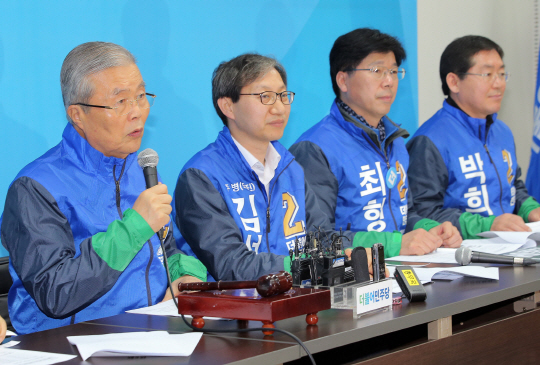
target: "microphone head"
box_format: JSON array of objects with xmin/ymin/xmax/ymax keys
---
[
  {"xmin": 138, "ymin": 148, "xmax": 159, "ymax": 168},
  {"xmin": 455, "ymin": 247, "xmax": 472, "ymax": 265}
]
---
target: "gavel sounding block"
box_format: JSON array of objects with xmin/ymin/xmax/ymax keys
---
[{"xmin": 177, "ymin": 287, "xmax": 330, "ymax": 331}]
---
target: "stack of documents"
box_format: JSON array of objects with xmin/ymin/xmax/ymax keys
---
[
  {"xmin": 387, "ymin": 233, "xmax": 539, "ymax": 265},
  {"xmin": 67, "ymin": 331, "xmax": 203, "ymax": 361}
]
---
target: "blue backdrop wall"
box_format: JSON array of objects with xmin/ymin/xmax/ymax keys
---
[{"xmin": 0, "ymin": 0, "xmax": 417, "ymax": 256}]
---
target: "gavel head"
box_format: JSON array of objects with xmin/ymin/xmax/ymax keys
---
[{"xmin": 256, "ymin": 271, "xmax": 293, "ymax": 297}]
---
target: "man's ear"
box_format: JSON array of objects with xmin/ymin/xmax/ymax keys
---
[
  {"xmin": 446, "ymin": 72, "xmax": 461, "ymax": 94},
  {"xmin": 67, "ymin": 105, "xmax": 85, "ymax": 132},
  {"xmin": 336, "ymin": 71, "xmax": 349, "ymax": 94},
  {"xmin": 217, "ymin": 97, "xmax": 235, "ymax": 121}
]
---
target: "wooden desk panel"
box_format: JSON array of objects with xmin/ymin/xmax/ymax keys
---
[
  {"xmin": 9, "ymin": 264, "xmax": 540, "ymax": 364},
  {"xmin": 9, "ymin": 322, "xmax": 300, "ymax": 365}
]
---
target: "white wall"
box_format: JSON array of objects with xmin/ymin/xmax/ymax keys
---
[{"xmin": 418, "ymin": 0, "xmax": 538, "ymax": 179}]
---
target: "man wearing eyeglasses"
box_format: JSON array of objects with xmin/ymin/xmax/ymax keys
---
[
  {"xmin": 406, "ymin": 35, "xmax": 540, "ymax": 238},
  {"xmin": 290, "ymin": 28, "xmax": 462, "ymax": 258},
  {"xmin": 174, "ymin": 53, "xmax": 374, "ymax": 281},
  {"xmin": 0, "ymin": 42, "xmax": 206, "ymax": 335}
]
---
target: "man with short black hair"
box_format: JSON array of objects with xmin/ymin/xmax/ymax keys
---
[
  {"xmin": 290, "ymin": 28, "xmax": 462, "ymax": 258},
  {"xmin": 1, "ymin": 42, "xmax": 206, "ymax": 335},
  {"xmin": 407, "ymin": 35, "xmax": 540, "ymax": 238}
]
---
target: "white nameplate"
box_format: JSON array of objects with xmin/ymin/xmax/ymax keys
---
[{"xmin": 355, "ymin": 279, "xmax": 392, "ymax": 315}]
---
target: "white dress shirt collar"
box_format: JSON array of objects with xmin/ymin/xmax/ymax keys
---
[{"xmin": 232, "ymin": 136, "xmax": 281, "ymax": 197}]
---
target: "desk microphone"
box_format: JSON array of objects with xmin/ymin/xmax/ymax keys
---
[
  {"xmin": 137, "ymin": 148, "xmax": 166, "ymax": 239},
  {"xmin": 455, "ymin": 247, "xmax": 540, "ymax": 266}
]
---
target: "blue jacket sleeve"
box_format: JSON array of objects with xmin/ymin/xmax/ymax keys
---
[
  {"xmin": 1, "ymin": 177, "xmax": 124, "ymax": 319},
  {"xmin": 289, "ymin": 141, "xmax": 339, "ymax": 228},
  {"xmin": 174, "ymin": 168, "xmax": 285, "ymax": 281},
  {"xmin": 405, "ymin": 188, "xmax": 426, "ymax": 232},
  {"xmin": 406, "ymin": 135, "xmax": 464, "ymax": 232},
  {"xmin": 303, "ymin": 176, "xmax": 356, "ymax": 244},
  {"xmin": 289, "ymin": 141, "xmax": 357, "ymax": 245}
]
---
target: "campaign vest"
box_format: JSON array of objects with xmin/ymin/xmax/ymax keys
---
[
  {"xmin": 4, "ymin": 124, "xmax": 169, "ymax": 334},
  {"xmin": 415, "ymin": 101, "xmax": 517, "ymax": 216},
  {"xmin": 296, "ymin": 101, "xmax": 410, "ymax": 233},
  {"xmin": 176, "ymin": 127, "xmax": 308, "ymax": 257}
]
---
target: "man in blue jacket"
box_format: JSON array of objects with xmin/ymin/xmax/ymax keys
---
[
  {"xmin": 0, "ymin": 42, "xmax": 206, "ymax": 335},
  {"xmin": 174, "ymin": 53, "xmax": 373, "ymax": 281},
  {"xmin": 290, "ymin": 28, "xmax": 462, "ymax": 258},
  {"xmin": 406, "ymin": 35, "xmax": 540, "ymax": 238}
]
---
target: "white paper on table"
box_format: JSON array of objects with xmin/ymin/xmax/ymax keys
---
[
  {"xmin": 526, "ymin": 221, "xmax": 540, "ymax": 232},
  {"xmin": 413, "ymin": 266, "xmax": 498, "ymax": 281},
  {"xmin": 386, "ymin": 247, "xmax": 458, "ymax": 264},
  {"xmin": 461, "ymin": 238, "xmax": 532, "ymax": 254},
  {"xmin": 67, "ymin": 331, "xmax": 203, "ymax": 361},
  {"xmin": 505, "ymin": 246, "xmax": 540, "ymax": 258},
  {"xmin": 126, "ymin": 299, "xmax": 226, "ymax": 320},
  {"xmin": 388, "ymin": 263, "xmax": 497, "ymax": 282},
  {"xmin": 1, "ymin": 340, "xmax": 20, "ymax": 348},
  {"xmin": 478, "ymin": 230, "xmax": 540, "ymax": 244},
  {"xmin": 431, "ymin": 272, "xmax": 463, "ymax": 280},
  {"xmin": 0, "ymin": 348, "xmax": 76, "ymax": 365}
]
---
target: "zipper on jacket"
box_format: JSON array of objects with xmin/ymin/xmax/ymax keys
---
[
  {"xmin": 113, "ymin": 159, "xmax": 153, "ymax": 303},
  {"xmin": 265, "ymin": 159, "xmax": 295, "ymax": 253},
  {"xmin": 145, "ymin": 240, "xmax": 154, "ymax": 306},
  {"xmin": 383, "ymin": 148, "xmax": 399, "ymax": 231},
  {"xmin": 366, "ymin": 137, "xmax": 399, "ymax": 231},
  {"xmin": 112, "ymin": 161, "xmax": 127, "ymax": 220},
  {"xmin": 484, "ymin": 144, "xmax": 505, "ymax": 213}
]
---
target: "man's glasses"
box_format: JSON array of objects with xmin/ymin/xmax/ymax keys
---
[
  {"xmin": 74, "ymin": 93, "xmax": 156, "ymax": 116},
  {"xmin": 458, "ymin": 72, "xmax": 510, "ymax": 83},
  {"xmin": 345, "ymin": 66, "xmax": 406, "ymax": 80},
  {"xmin": 239, "ymin": 91, "xmax": 295, "ymax": 105}
]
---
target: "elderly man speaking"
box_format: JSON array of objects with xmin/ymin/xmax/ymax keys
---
[{"xmin": 0, "ymin": 42, "xmax": 206, "ymax": 335}]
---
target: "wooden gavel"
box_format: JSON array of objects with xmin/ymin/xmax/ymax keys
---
[{"xmin": 178, "ymin": 271, "xmax": 293, "ymax": 297}]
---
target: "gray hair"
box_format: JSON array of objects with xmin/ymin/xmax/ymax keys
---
[
  {"xmin": 60, "ymin": 42, "xmax": 137, "ymax": 124},
  {"xmin": 212, "ymin": 53, "xmax": 287, "ymax": 126}
]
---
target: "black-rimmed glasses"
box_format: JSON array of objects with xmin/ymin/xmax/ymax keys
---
[
  {"xmin": 239, "ymin": 91, "xmax": 295, "ymax": 105},
  {"xmin": 74, "ymin": 93, "xmax": 156, "ymax": 116}
]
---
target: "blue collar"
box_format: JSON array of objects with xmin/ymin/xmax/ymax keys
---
[
  {"xmin": 329, "ymin": 100, "xmax": 401, "ymax": 150},
  {"xmin": 442, "ymin": 100, "xmax": 496, "ymax": 141},
  {"xmin": 61, "ymin": 123, "xmax": 136, "ymax": 175},
  {"xmin": 216, "ymin": 126, "xmax": 295, "ymax": 180}
]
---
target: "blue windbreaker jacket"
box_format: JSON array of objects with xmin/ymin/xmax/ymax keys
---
[
  {"xmin": 406, "ymin": 100, "xmax": 530, "ymax": 229},
  {"xmin": 173, "ymin": 127, "xmax": 354, "ymax": 281},
  {"xmin": 0, "ymin": 124, "xmax": 180, "ymax": 334},
  {"xmin": 290, "ymin": 101, "xmax": 420, "ymax": 235}
]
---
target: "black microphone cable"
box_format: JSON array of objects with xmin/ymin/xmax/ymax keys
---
[
  {"xmin": 157, "ymin": 235, "xmax": 316, "ymax": 365},
  {"xmin": 138, "ymin": 149, "xmax": 314, "ymax": 363}
]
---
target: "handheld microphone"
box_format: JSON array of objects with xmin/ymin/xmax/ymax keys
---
[
  {"xmin": 137, "ymin": 148, "xmax": 159, "ymax": 189},
  {"xmin": 137, "ymin": 148, "xmax": 167, "ymax": 240},
  {"xmin": 455, "ymin": 247, "xmax": 540, "ymax": 266}
]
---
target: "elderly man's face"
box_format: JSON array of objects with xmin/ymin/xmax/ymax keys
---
[{"xmin": 73, "ymin": 64, "xmax": 149, "ymax": 159}]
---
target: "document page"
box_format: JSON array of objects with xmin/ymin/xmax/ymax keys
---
[
  {"xmin": 67, "ymin": 331, "xmax": 203, "ymax": 361},
  {"xmin": 0, "ymin": 348, "xmax": 76, "ymax": 365}
]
